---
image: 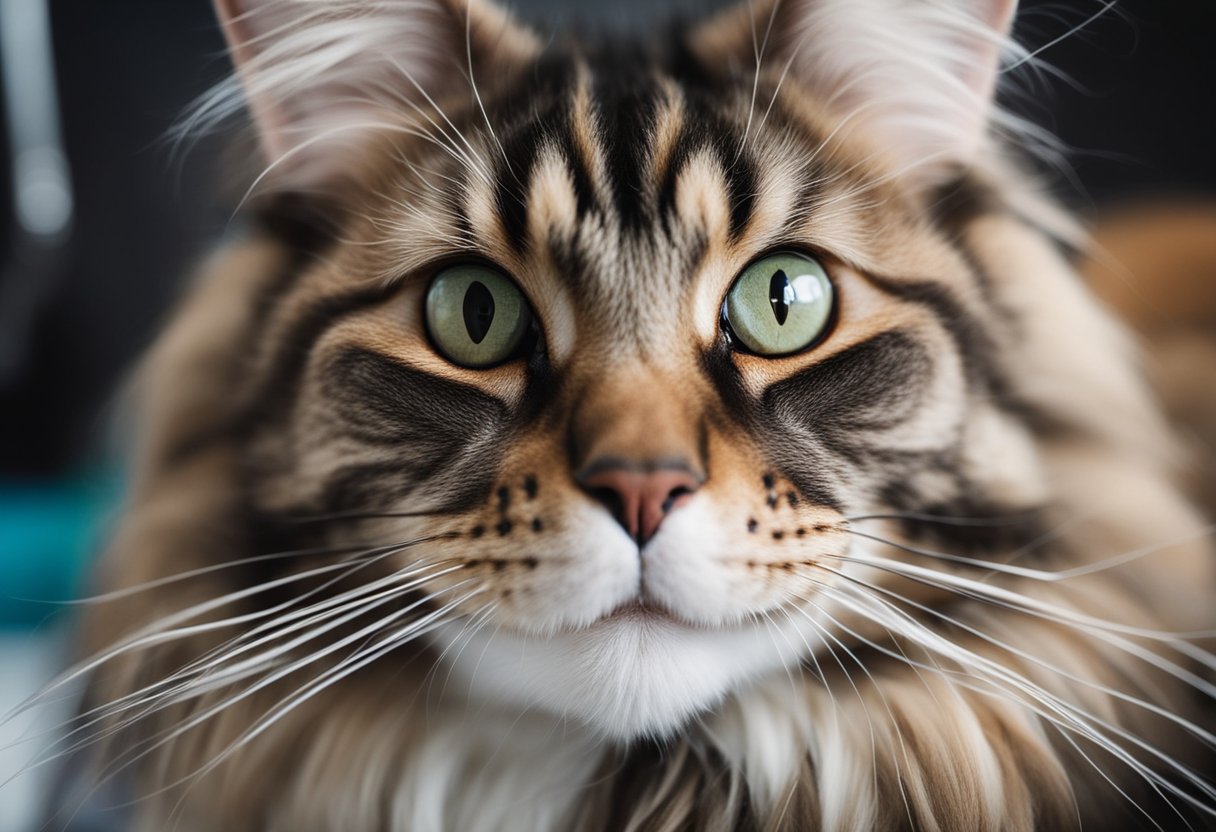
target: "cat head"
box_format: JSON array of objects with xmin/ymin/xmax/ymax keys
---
[{"xmin": 200, "ymin": 0, "xmax": 1148, "ymax": 739}]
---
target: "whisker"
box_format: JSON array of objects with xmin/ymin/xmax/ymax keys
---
[
  {"xmin": 812, "ymin": 563, "xmax": 1216, "ymax": 748},
  {"xmin": 8, "ymin": 559, "xmax": 466, "ymax": 781},
  {"xmin": 831, "ymin": 549, "xmax": 1216, "ymax": 645},
  {"xmin": 87, "ymin": 585, "xmax": 484, "ymax": 811},
  {"xmin": 797, "ymin": 582, "xmax": 1216, "ymax": 815},
  {"xmin": 4, "ymin": 536, "xmax": 446, "ymax": 728},
  {"xmin": 790, "ymin": 592, "xmax": 916, "ymax": 828},
  {"xmin": 844, "ymin": 509, "xmax": 1042, "ymax": 527},
  {"xmin": 282, "ymin": 508, "xmax": 461, "ymax": 524},
  {"xmin": 844, "ymin": 524, "xmax": 1216, "ymax": 587},
  {"xmin": 146, "ymin": 590, "xmax": 488, "ymax": 814},
  {"xmin": 53, "ymin": 540, "xmax": 416, "ymax": 605},
  {"xmin": 431, "ymin": 601, "xmax": 500, "ymax": 705}
]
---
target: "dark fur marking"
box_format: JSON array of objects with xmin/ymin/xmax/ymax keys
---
[
  {"xmin": 309, "ymin": 348, "xmax": 510, "ymax": 513},
  {"xmin": 764, "ymin": 332, "xmax": 933, "ymax": 438},
  {"xmin": 588, "ymin": 54, "xmax": 660, "ymax": 230},
  {"xmin": 758, "ymin": 332, "xmax": 935, "ymax": 509},
  {"xmin": 926, "ymin": 173, "xmax": 1001, "ymax": 241},
  {"xmin": 655, "ymin": 103, "xmax": 757, "ymax": 242},
  {"xmin": 324, "ymin": 349, "xmax": 508, "ymax": 447},
  {"xmin": 699, "ymin": 341, "xmax": 839, "ymax": 509},
  {"xmin": 494, "ymin": 131, "xmax": 542, "ymax": 255},
  {"xmin": 865, "ymin": 275, "xmax": 1000, "ymax": 396},
  {"xmin": 486, "ymin": 53, "xmax": 581, "ymax": 253}
]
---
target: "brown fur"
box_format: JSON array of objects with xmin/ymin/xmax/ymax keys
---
[{"xmin": 63, "ymin": 1, "xmax": 1216, "ymax": 829}]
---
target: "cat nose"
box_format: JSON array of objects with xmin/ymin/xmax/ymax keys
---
[{"xmin": 577, "ymin": 460, "xmax": 702, "ymax": 545}]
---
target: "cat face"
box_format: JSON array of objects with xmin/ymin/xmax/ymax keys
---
[{"xmin": 215, "ymin": 0, "xmax": 1050, "ymax": 738}]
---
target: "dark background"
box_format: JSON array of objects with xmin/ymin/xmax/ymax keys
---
[{"xmin": 2, "ymin": 0, "xmax": 1214, "ymax": 478}]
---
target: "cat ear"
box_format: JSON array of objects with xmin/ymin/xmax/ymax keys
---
[
  {"xmin": 211, "ymin": 0, "xmax": 539, "ymax": 190},
  {"xmin": 693, "ymin": 0, "xmax": 1017, "ymax": 185}
]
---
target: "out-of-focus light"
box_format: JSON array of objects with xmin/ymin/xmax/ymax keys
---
[
  {"xmin": 1, "ymin": 0, "xmax": 74, "ymax": 242},
  {"xmin": 15, "ymin": 147, "xmax": 72, "ymax": 238}
]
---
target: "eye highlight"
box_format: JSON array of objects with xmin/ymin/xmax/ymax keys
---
[
  {"xmin": 425, "ymin": 264, "xmax": 533, "ymax": 368},
  {"xmin": 722, "ymin": 252, "xmax": 834, "ymax": 356}
]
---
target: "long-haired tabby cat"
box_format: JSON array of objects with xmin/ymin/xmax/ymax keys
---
[{"xmin": 37, "ymin": 0, "xmax": 1216, "ymax": 828}]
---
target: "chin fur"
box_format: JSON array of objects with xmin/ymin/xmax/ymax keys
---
[{"xmin": 431, "ymin": 607, "xmax": 822, "ymax": 740}]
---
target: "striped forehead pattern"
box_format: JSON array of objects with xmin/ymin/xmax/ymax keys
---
[{"xmin": 371, "ymin": 41, "xmax": 877, "ymax": 355}]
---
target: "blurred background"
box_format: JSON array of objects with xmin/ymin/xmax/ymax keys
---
[{"xmin": 0, "ymin": 0, "xmax": 1213, "ymax": 829}]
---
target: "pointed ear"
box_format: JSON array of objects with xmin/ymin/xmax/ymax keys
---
[
  {"xmin": 212, "ymin": 0, "xmax": 539, "ymax": 190},
  {"xmin": 693, "ymin": 0, "xmax": 1016, "ymax": 185}
]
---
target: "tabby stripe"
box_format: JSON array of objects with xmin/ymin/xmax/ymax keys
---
[
  {"xmin": 494, "ymin": 121, "xmax": 544, "ymax": 254},
  {"xmin": 760, "ymin": 331, "xmax": 936, "ymax": 507},
  {"xmin": 656, "ymin": 107, "xmax": 757, "ymax": 243},
  {"xmin": 554, "ymin": 115, "xmax": 601, "ymax": 222},
  {"xmin": 315, "ymin": 348, "xmax": 510, "ymax": 513},
  {"xmin": 927, "ymin": 173, "xmax": 1002, "ymax": 241},
  {"xmin": 717, "ymin": 138, "xmax": 758, "ymax": 241},
  {"xmin": 864, "ymin": 274, "xmax": 1003, "ymax": 396},
  {"xmin": 591, "ymin": 64, "xmax": 660, "ymax": 229},
  {"xmin": 244, "ymin": 285, "xmax": 400, "ymax": 431}
]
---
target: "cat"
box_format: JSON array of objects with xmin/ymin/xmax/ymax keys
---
[{"xmin": 39, "ymin": 0, "xmax": 1216, "ymax": 829}]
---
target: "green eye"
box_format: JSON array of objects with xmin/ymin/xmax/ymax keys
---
[
  {"xmin": 425, "ymin": 265, "xmax": 533, "ymax": 368},
  {"xmin": 723, "ymin": 252, "xmax": 834, "ymax": 356}
]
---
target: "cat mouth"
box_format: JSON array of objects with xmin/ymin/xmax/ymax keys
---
[
  {"xmin": 605, "ymin": 600, "xmax": 667, "ymax": 620},
  {"xmin": 596, "ymin": 598, "xmax": 708, "ymax": 630}
]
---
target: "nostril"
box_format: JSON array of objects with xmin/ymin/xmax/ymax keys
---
[
  {"xmin": 661, "ymin": 485, "xmax": 695, "ymax": 514},
  {"xmin": 588, "ymin": 486, "xmax": 626, "ymax": 526}
]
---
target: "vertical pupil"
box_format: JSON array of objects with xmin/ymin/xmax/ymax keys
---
[
  {"xmin": 463, "ymin": 280, "xmax": 496, "ymax": 344},
  {"xmin": 768, "ymin": 268, "xmax": 790, "ymax": 326}
]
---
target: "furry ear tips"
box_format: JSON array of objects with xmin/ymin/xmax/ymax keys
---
[
  {"xmin": 208, "ymin": 0, "xmax": 537, "ymax": 191},
  {"xmin": 693, "ymin": 0, "xmax": 1021, "ymax": 185}
]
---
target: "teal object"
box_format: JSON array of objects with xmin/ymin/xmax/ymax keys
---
[{"xmin": 0, "ymin": 465, "xmax": 123, "ymax": 629}]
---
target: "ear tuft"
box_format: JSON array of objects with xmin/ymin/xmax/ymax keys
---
[
  {"xmin": 208, "ymin": 0, "xmax": 539, "ymax": 192},
  {"xmin": 694, "ymin": 0, "xmax": 1018, "ymax": 185}
]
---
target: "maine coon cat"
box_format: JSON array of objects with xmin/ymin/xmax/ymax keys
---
[{"xmin": 33, "ymin": 0, "xmax": 1216, "ymax": 828}]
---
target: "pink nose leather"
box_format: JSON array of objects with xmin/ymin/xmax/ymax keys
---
[{"xmin": 578, "ymin": 464, "xmax": 701, "ymax": 544}]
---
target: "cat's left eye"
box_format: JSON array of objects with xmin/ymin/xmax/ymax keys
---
[
  {"xmin": 722, "ymin": 252, "xmax": 834, "ymax": 357},
  {"xmin": 425, "ymin": 264, "xmax": 533, "ymax": 368}
]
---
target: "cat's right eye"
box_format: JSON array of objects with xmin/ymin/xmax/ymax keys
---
[
  {"xmin": 425, "ymin": 264, "xmax": 534, "ymax": 368},
  {"xmin": 722, "ymin": 251, "xmax": 835, "ymax": 357}
]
